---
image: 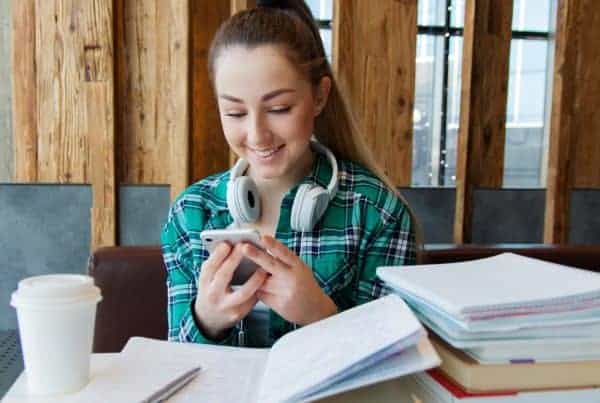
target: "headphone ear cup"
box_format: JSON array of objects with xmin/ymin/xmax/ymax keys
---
[
  {"xmin": 227, "ymin": 176, "xmax": 261, "ymax": 224},
  {"xmin": 290, "ymin": 184, "xmax": 329, "ymax": 232}
]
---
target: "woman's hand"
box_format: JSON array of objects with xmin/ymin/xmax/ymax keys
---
[
  {"xmin": 194, "ymin": 242, "xmax": 267, "ymax": 340},
  {"xmin": 242, "ymin": 235, "xmax": 338, "ymax": 325}
]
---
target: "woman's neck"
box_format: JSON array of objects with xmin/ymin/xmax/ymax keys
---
[{"xmin": 249, "ymin": 148, "xmax": 315, "ymax": 197}]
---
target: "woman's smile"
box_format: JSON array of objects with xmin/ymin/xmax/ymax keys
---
[{"xmin": 247, "ymin": 144, "xmax": 286, "ymax": 163}]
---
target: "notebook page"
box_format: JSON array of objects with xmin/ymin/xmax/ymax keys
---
[
  {"xmin": 2, "ymin": 339, "xmax": 269, "ymax": 403},
  {"xmin": 121, "ymin": 337, "xmax": 269, "ymax": 403},
  {"xmin": 408, "ymin": 289, "xmax": 600, "ymax": 333},
  {"xmin": 257, "ymin": 295, "xmax": 423, "ymax": 403},
  {"xmin": 303, "ymin": 337, "xmax": 440, "ymax": 402},
  {"xmin": 377, "ymin": 253, "xmax": 600, "ymax": 316}
]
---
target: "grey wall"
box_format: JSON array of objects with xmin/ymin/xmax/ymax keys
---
[
  {"xmin": 0, "ymin": 185, "xmax": 92, "ymax": 330},
  {"xmin": 472, "ymin": 189, "xmax": 545, "ymax": 243},
  {"xmin": 119, "ymin": 185, "xmax": 170, "ymax": 245},
  {"xmin": 570, "ymin": 190, "xmax": 600, "ymax": 244},
  {"xmin": 0, "ymin": 0, "xmax": 12, "ymax": 182},
  {"xmin": 400, "ymin": 188, "xmax": 455, "ymax": 244},
  {"xmin": 0, "ymin": 184, "xmax": 172, "ymax": 331}
]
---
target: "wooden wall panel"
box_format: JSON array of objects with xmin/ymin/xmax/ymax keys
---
[
  {"xmin": 11, "ymin": 0, "xmax": 37, "ymax": 182},
  {"xmin": 190, "ymin": 0, "xmax": 231, "ymax": 184},
  {"xmin": 159, "ymin": 0, "xmax": 190, "ymax": 201},
  {"xmin": 571, "ymin": 1, "xmax": 600, "ymax": 188},
  {"xmin": 333, "ymin": 0, "xmax": 417, "ymax": 186},
  {"xmin": 88, "ymin": 83, "xmax": 116, "ymax": 249},
  {"xmin": 114, "ymin": 0, "xmax": 162, "ymax": 184},
  {"xmin": 544, "ymin": 0, "xmax": 600, "ymax": 243},
  {"xmin": 114, "ymin": 0, "xmax": 191, "ymax": 194},
  {"xmin": 35, "ymin": 0, "xmax": 90, "ymax": 182},
  {"xmin": 84, "ymin": 0, "xmax": 116, "ymax": 250},
  {"xmin": 453, "ymin": 0, "xmax": 513, "ymax": 244}
]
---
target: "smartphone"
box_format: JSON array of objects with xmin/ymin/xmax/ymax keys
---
[{"xmin": 200, "ymin": 228, "xmax": 263, "ymax": 285}]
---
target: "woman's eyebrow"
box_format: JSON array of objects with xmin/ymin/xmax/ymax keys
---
[{"xmin": 220, "ymin": 88, "xmax": 296, "ymax": 103}]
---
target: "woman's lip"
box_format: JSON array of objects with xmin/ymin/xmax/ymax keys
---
[
  {"xmin": 248, "ymin": 144, "xmax": 285, "ymax": 160},
  {"xmin": 248, "ymin": 144, "xmax": 285, "ymax": 152}
]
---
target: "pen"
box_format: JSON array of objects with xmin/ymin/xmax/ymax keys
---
[{"xmin": 140, "ymin": 365, "xmax": 202, "ymax": 403}]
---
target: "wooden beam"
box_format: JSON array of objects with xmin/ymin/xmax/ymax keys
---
[
  {"xmin": 11, "ymin": 0, "xmax": 37, "ymax": 182},
  {"xmin": 35, "ymin": 0, "xmax": 94, "ymax": 183},
  {"xmin": 570, "ymin": 0, "xmax": 600, "ymax": 189},
  {"xmin": 157, "ymin": 0, "xmax": 191, "ymax": 201},
  {"xmin": 88, "ymin": 82, "xmax": 116, "ymax": 250},
  {"xmin": 453, "ymin": 0, "xmax": 513, "ymax": 244},
  {"xmin": 84, "ymin": 0, "xmax": 116, "ymax": 249},
  {"xmin": 114, "ymin": 0, "xmax": 193, "ymax": 192},
  {"xmin": 332, "ymin": 0, "xmax": 417, "ymax": 186},
  {"xmin": 190, "ymin": 0, "xmax": 231, "ymax": 184},
  {"xmin": 114, "ymin": 0, "xmax": 161, "ymax": 184},
  {"xmin": 544, "ymin": 0, "xmax": 600, "ymax": 243}
]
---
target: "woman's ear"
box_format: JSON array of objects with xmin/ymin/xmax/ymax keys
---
[{"xmin": 313, "ymin": 76, "xmax": 332, "ymax": 117}]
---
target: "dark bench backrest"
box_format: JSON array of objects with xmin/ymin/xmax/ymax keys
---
[{"xmin": 88, "ymin": 244, "xmax": 600, "ymax": 352}]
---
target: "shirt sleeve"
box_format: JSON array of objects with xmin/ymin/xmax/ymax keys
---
[
  {"xmin": 353, "ymin": 203, "xmax": 416, "ymax": 306},
  {"xmin": 160, "ymin": 199, "xmax": 237, "ymax": 345}
]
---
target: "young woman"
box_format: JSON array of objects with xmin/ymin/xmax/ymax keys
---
[{"xmin": 161, "ymin": 0, "xmax": 419, "ymax": 348}]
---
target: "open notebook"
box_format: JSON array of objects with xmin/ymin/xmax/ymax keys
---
[{"xmin": 131, "ymin": 295, "xmax": 439, "ymax": 402}]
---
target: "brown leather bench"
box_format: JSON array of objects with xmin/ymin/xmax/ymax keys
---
[{"xmin": 88, "ymin": 244, "xmax": 600, "ymax": 353}]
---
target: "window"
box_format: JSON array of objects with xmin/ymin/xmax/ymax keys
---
[
  {"xmin": 413, "ymin": 0, "xmax": 557, "ymax": 187},
  {"xmin": 413, "ymin": 0, "xmax": 464, "ymax": 186},
  {"xmin": 504, "ymin": 0, "xmax": 556, "ymax": 188},
  {"xmin": 306, "ymin": 0, "xmax": 333, "ymax": 60}
]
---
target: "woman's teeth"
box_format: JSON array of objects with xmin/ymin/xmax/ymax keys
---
[{"xmin": 252, "ymin": 145, "xmax": 283, "ymax": 158}]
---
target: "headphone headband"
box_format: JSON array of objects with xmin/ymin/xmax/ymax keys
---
[
  {"xmin": 230, "ymin": 158, "xmax": 249, "ymax": 183},
  {"xmin": 228, "ymin": 139, "xmax": 339, "ymax": 231},
  {"xmin": 308, "ymin": 140, "xmax": 338, "ymax": 200}
]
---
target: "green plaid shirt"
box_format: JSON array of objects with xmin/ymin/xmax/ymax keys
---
[{"xmin": 161, "ymin": 152, "xmax": 416, "ymax": 346}]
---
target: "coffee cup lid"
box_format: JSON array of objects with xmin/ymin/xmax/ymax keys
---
[{"xmin": 10, "ymin": 274, "xmax": 102, "ymax": 308}]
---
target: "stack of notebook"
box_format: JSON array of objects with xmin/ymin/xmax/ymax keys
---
[{"xmin": 376, "ymin": 253, "xmax": 600, "ymax": 400}]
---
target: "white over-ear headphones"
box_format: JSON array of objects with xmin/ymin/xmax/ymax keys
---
[{"xmin": 227, "ymin": 140, "xmax": 339, "ymax": 232}]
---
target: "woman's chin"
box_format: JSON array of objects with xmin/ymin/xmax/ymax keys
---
[{"xmin": 251, "ymin": 165, "xmax": 287, "ymax": 181}]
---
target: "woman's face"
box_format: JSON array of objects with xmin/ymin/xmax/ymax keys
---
[{"xmin": 214, "ymin": 45, "xmax": 329, "ymax": 182}]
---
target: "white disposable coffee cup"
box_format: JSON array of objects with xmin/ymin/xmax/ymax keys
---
[{"xmin": 10, "ymin": 274, "xmax": 102, "ymax": 396}]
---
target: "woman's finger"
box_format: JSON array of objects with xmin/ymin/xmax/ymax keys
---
[
  {"xmin": 256, "ymin": 276, "xmax": 280, "ymax": 295},
  {"xmin": 261, "ymin": 235, "xmax": 298, "ymax": 267},
  {"xmin": 227, "ymin": 269, "xmax": 267, "ymax": 306},
  {"xmin": 236, "ymin": 294, "xmax": 260, "ymax": 319},
  {"xmin": 211, "ymin": 243, "xmax": 245, "ymax": 290},
  {"xmin": 242, "ymin": 243, "xmax": 287, "ymax": 275},
  {"xmin": 256, "ymin": 289, "xmax": 277, "ymax": 309},
  {"xmin": 198, "ymin": 242, "xmax": 232, "ymax": 286}
]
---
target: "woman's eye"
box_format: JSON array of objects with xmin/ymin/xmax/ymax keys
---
[
  {"xmin": 270, "ymin": 106, "xmax": 291, "ymax": 114},
  {"xmin": 225, "ymin": 112, "xmax": 246, "ymax": 118}
]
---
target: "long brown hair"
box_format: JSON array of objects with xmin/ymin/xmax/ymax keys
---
[{"xmin": 208, "ymin": 0, "xmax": 423, "ymax": 260}]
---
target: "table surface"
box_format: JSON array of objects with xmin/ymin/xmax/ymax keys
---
[{"xmin": 2, "ymin": 354, "xmax": 421, "ymax": 403}]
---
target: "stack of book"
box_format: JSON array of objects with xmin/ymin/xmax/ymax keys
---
[{"xmin": 377, "ymin": 252, "xmax": 600, "ymax": 401}]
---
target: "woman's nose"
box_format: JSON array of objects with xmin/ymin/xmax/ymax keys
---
[{"xmin": 246, "ymin": 112, "xmax": 272, "ymax": 144}]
